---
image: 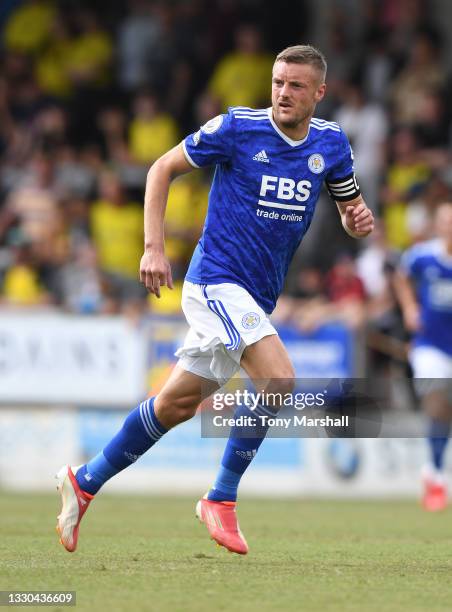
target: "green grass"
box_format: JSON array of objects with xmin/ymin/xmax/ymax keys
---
[{"xmin": 1, "ymin": 494, "xmax": 452, "ymax": 612}]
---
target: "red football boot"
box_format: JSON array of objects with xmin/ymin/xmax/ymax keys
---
[
  {"xmin": 422, "ymin": 467, "xmax": 447, "ymax": 512},
  {"xmin": 196, "ymin": 495, "xmax": 248, "ymax": 554},
  {"xmin": 55, "ymin": 465, "xmax": 94, "ymax": 552}
]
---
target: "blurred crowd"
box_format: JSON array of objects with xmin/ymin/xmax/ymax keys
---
[{"xmin": 0, "ymin": 0, "xmax": 451, "ymax": 369}]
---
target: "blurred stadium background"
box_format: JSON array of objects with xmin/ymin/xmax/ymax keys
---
[{"xmin": 0, "ymin": 0, "xmax": 451, "ymax": 499}]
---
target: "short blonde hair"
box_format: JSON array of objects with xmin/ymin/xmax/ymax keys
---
[{"xmin": 275, "ymin": 45, "xmax": 327, "ymax": 81}]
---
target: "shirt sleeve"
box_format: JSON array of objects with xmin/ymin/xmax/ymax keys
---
[
  {"xmin": 399, "ymin": 247, "xmax": 421, "ymax": 279},
  {"xmin": 325, "ymin": 129, "xmax": 361, "ymax": 202},
  {"xmin": 182, "ymin": 111, "xmax": 234, "ymax": 168}
]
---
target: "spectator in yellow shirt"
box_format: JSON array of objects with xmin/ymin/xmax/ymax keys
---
[
  {"xmin": 129, "ymin": 92, "xmax": 179, "ymax": 165},
  {"xmin": 381, "ymin": 128, "xmax": 430, "ymax": 250},
  {"xmin": 36, "ymin": 9, "xmax": 112, "ymax": 98},
  {"xmin": 35, "ymin": 15, "xmax": 73, "ymax": 98},
  {"xmin": 90, "ymin": 170, "xmax": 143, "ymax": 280},
  {"xmin": 164, "ymin": 173, "xmax": 209, "ymax": 269},
  {"xmin": 66, "ymin": 9, "xmax": 113, "ymax": 88},
  {"xmin": 4, "ymin": 0, "xmax": 55, "ymax": 54},
  {"xmin": 1, "ymin": 236, "xmax": 49, "ymax": 307},
  {"xmin": 148, "ymin": 173, "xmax": 209, "ymax": 316},
  {"xmin": 209, "ymin": 24, "xmax": 273, "ymax": 111}
]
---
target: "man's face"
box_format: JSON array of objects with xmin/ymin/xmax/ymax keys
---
[
  {"xmin": 436, "ymin": 204, "xmax": 452, "ymax": 243},
  {"xmin": 271, "ymin": 61, "xmax": 326, "ymax": 129}
]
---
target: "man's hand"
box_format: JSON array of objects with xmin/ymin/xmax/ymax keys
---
[
  {"xmin": 140, "ymin": 250, "xmax": 173, "ymax": 298},
  {"xmin": 344, "ymin": 202, "xmax": 374, "ymax": 238}
]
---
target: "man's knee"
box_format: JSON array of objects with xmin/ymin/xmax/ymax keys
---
[
  {"xmin": 154, "ymin": 392, "xmax": 199, "ymax": 428},
  {"xmin": 271, "ymin": 375, "xmax": 296, "ymax": 396},
  {"xmin": 252, "ymin": 367, "xmax": 296, "ymax": 412},
  {"xmin": 262, "ymin": 364, "xmax": 296, "ymax": 393}
]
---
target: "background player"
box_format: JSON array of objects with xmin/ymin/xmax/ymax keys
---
[
  {"xmin": 55, "ymin": 45, "xmax": 374, "ymax": 554},
  {"xmin": 396, "ymin": 203, "xmax": 452, "ymax": 511}
]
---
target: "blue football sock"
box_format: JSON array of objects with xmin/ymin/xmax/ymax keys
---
[
  {"xmin": 208, "ymin": 403, "xmax": 275, "ymax": 502},
  {"xmin": 75, "ymin": 397, "xmax": 166, "ymax": 495},
  {"xmin": 428, "ymin": 419, "xmax": 450, "ymax": 471}
]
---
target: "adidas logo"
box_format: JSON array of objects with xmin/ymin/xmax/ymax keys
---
[
  {"xmin": 252, "ymin": 150, "xmax": 270, "ymax": 163},
  {"xmin": 235, "ymin": 449, "xmax": 257, "ymax": 461},
  {"xmin": 124, "ymin": 451, "xmax": 141, "ymax": 463}
]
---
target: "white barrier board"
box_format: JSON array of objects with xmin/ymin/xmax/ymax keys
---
[{"xmin": 0, "ymin": 313, "xmax": 147, "ymax": 405}]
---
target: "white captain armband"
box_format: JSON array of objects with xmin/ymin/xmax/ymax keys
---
[{"xmin": 326, "ymin": 173, "xmax": 361, "ymax": 202}]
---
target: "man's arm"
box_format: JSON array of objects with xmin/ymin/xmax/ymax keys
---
[
  {"xmin": 335, "ymin": 194, "xmax": 374, "ymax": 239},
  {"xmin": 140, "ymin": 143, "xmax": 194, "ymax": 297},
  {"xmin": 393, "ymin": 270, "xmax": 421, "ymax": 332}
]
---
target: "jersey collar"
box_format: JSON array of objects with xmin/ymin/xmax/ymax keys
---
[{"xmin": 266, "ymin": 107, "xmax": 310, "ymax": 147}]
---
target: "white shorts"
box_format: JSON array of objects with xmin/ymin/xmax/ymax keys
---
[
  {"xmin": 410, "ymin": 345, "xmax": 452, "ymax": 394},
  {"xmin": 175, "ymin": 281, "xmax": 277, "ymax": 384}
]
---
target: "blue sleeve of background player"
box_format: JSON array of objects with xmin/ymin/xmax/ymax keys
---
[
  {"xmin": 325, "ymin": 130, "xmax": 361, "ymax": 202},
  {"xmin": 182, "ymin": 111, "xmax": 234, "ymax": 168},
  {"xmin": 400, "ymin": 247, "xmax": 422, "ymax": 280}
]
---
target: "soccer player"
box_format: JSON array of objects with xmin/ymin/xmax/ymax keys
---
[
  {"xmin": 56, "ymin": 45, "xmax": 374, "ymax": 554},
  {"xmin": 396, "ymin": 203, "xmax": 452, "ymax": 511}
]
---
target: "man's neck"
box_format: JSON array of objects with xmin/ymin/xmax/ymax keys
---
[{"xmin": 272, "ymin": 110, "xmax": 311, "ymax": 142}]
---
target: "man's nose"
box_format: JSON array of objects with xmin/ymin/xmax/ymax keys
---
[{"xmin": 279, "ymin": 82, "xmax": 290, "ymax": 97}]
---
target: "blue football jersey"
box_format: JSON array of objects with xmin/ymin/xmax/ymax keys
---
[
  {"xmin": 182, "ymin": 107, "xmax": 359, "ymax": 313},
  {"xmin": 401, "ymin": 239, "xmax": 452, "ymax": 356}
]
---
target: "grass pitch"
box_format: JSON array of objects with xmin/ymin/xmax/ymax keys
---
[{"xmin": 1, "ymin": 494, "xmax": 452, "ymax": 612}]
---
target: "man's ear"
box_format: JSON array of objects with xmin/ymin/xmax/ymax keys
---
[{"xmin": 315, "ymin": 83, "xmax": 326, "ymax": 102}]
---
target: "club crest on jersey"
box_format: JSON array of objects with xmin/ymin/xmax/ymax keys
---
[
  {"xmin": 201, "ymin": 114, "xmax": 223, "ymax": 134},
  {"xmin": 242, "ymin": 312, "xmax": 261, "ymax": 330},
  {"xmin": 308, "ymin": 153, "xmax": 325, "ymax": 174}
]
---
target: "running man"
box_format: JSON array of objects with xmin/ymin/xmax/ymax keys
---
[
  {"xmin": 56, "ymin": 45, "xmax": 374, "ymax": 554},
  {"xmin": 396, "ymin": 203, "xmax": 452, "ymax": 511}
]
